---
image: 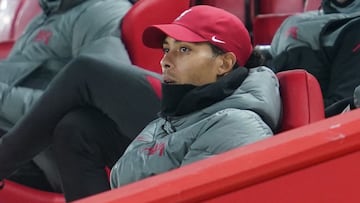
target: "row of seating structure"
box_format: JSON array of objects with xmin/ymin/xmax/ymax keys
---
[
  {"xmin": 192, "ymin": 0, "xmax": 322, "ymax": 45},
  {"xmin": 252, "ymin": 0, "xmax": 322, "ymax": 45},
  {"xmin": 0, "ymin": 0, "xmax": 348, "ymax": 203},
  {"xmin": 0, "ymin": 0, "xmax": 322, "ymax": 59}
]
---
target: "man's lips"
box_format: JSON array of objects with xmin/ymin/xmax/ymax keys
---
[{"xmin": 163, "ymin": 76, "xmax": 176, "ymax": 84}]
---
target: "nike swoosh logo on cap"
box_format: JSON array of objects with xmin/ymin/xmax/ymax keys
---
[{"xmin": 211, "ymin": 36, "xmax": 225, "ymax": 44}]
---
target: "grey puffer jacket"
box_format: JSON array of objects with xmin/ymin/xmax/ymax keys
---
[
  {"xmin": 0, "ymin": 0, "xmax": 133, "ymax": 130},
  {"xmin": 110, "ymin": 66, "xmax": 281, "ymax": 188},
  {"xmin": 270, "ymin": 10, "xmax": 360, "ymax": 108}
]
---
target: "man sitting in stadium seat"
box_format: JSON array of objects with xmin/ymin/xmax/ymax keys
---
[
  {"xmin": 0, "ymin": 5, "xmax": 281, "ymax": 202},
  {"xmin": 270, "ymin": 0, "xmax": 360, "ymax": 117},
  {"xmin": 0, "ymin": 0, "xmax": 136, "ymax": 193}
]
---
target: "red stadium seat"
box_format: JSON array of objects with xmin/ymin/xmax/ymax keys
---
[
  {"xmin": 252, "ymin": 13, "xmax": 292, "ymax": 45},
  {"xmin": 0, "ymin": 0, "xmax": 41, "ymax": 41},
  {"xmin": 257, "ymin": 0, "xmax": 304, "ymax": 14},
  {"xmin": 192, "ymin": 0, "xmax": 250, "ymax": 28},
  {"xmin": 0, "ymin": 0, "xmax": 24, "ymax": 42},
  {"xmin": 304, "ymin": 0, "xmax": 322, "ymax": 11},
  {"xmin": 121, "ymin": 0, "xmax": 191, "ymax": 73},
  {"xmin": 252, "ymin": 0, "xmax": 321, "ymax": 45},
  {"xmin": 252, "ymin": 0, "xmax": 322, "ymax": 45},
  {"xmin": 277, "ymin": 69, "xmax": 325, "ymax": 132},
  {"xmin": 0, "ymin": 40, "xmax": 15, "ymax": 59},
  {"xmin": 13, "ymin": 0, "xmax": 42, "ymax": 39},
  {"xmin": 0, "ymin": 0, "xmax": 41, "ymax": 58}
]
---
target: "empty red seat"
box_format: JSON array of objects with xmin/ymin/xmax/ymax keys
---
[
  {"xmin": 252, "ymin": 13, "xmax": 292, "ymax": 45},
  {"xmin": 252, "ymin": 0, "xmax": 312, "ymax": 45},
  {"xmin": 192, "ymin": 0, "xmax": 249, "ymax": 27}
]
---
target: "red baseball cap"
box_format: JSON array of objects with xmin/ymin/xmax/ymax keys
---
[{"xmin": 142, "ymin": 5, "xmax": 253, "ymax": 66}]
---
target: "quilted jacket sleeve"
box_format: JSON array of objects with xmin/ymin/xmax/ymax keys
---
[
  {"xmin": 0, "ymin": 83, "xmax": 43, "ymax": 130},
  {"xmin": 71, "ymin": 0, "xmax": 132, "ymax": 64}
]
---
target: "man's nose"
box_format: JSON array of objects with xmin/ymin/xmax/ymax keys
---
[{"xmin": 160, "ymin": 54, "xmax": 173, "ymax": 69}]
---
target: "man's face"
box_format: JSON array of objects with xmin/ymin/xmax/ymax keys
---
[{"xmin": 160, "ymin": 37, "xmax": 225, "ymax": 86}]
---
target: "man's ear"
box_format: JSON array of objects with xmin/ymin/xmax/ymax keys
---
[{"xmin": 217, "ymin": 52, "xmax": 236, "ymax": 76}]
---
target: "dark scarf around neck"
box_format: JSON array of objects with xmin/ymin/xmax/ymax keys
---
[{"xmin": 160, "ymin": 67, "xmax": 249, "ymax": 117}]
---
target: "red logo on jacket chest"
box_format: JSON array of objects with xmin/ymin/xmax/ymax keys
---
[
  {"xmin": 144, "ymin": 143, "xmax": 165, "ymax": 156},
  {"xmin": 33, "ymin": 30, "xmax": 53, "ymax": 45},
  {"xmin": 353, "ymin": 43, "xmax": 360, "ymax": 53},
  {"xmin": 286, "ymin": 26, "xmax": 298, "ymax": 39}
]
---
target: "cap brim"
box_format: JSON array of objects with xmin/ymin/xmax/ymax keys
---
[{"xmin": 142, "ymin": 24, "xmax": 207, "ymax": 49}]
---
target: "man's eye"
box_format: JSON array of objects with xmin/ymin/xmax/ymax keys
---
[
  {"xmin": 179, "ymin": 47, "xmax": 190, "ymax": 52},
  {"xmin": 162, "ymin": 48, "xmax": 169, "ymax": 53}
]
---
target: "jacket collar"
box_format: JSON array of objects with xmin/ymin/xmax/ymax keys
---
[{"xmin": 39, "ymin": 0, "xmax": 87, "ymax": 15}]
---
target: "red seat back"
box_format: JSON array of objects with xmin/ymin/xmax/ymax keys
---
[
  {"xmin": 258, "ymin": 0, "xmax": 304, "ymax": 14},
  {"xmin": 193, "ymin": 0, "xmax": 248, "ymax": 25},
  {"xmin": 0, "ymin": 0, "xmax": 41, "ymax": 58},
  {"xmin": 121, "ymin": 0, "xmax": 191, "ymax": 73},
  {"xmin": 0, "ymin": 0, "xmax": 41, "ymax": 42},
  {"xmin": 13, "ymin": 0, "xmax": 42, "ymax": 39},
  {"xmin": 0, "ymin": 0, "xmax": 24, "ymax": 41},
  {"xmin": 252, "ymin": 13, "xmax": 291, "ymax": 45},
  {"xmin": 0, "ymin": 40, "xmax": 15, "ymax": 59},
  {"xmin": 304, "ymin": 0, "xmax": 322, "ymax": 11},
  {"xmin": 252, "ymin": 0, "xmax": 308, "ymax": 45},
  {"xmin": 277, "ymin": 69, "xmax": 325, "ymax": 132}
]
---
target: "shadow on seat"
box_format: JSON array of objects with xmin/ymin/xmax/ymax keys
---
[{"xmin": 276, "ymin": 69, "xmax": 325, "ymax": 132}]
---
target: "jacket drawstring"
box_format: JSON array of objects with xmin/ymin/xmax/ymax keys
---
[{"xmin": 162, "ymin": 117, "xmax": 176, "ymax": 134}]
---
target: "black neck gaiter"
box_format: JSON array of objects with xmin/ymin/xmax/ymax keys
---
[{"xmin": 160, "ymin": 67, "xmax": 249, "ymax": 117}]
